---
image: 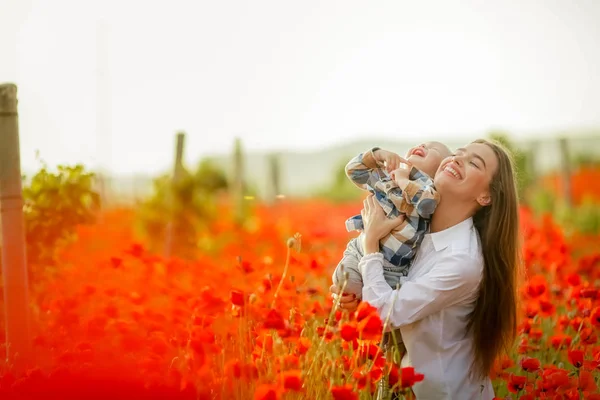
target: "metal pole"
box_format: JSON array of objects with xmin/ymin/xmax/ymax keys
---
[{"xmin": 0, "ymin": 83, "xmax": 32, "ymax": 369}]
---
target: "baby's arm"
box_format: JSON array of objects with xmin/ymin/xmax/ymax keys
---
[
  {"xmin": 345, "ymin": 148, "xmax": 384, "ymax": 190},
  {"xmin": 392, "ymin": 167, "xmax": 440, "ymax": 219}
]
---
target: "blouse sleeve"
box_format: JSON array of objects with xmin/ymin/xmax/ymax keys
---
[{"xmin": 359, "ymin": 252, "xmax": 482, "ymax": 328}]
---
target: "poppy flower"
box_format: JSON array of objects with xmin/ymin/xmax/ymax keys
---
[
  {"xmin": 263, "ymin": 309, "xmax": 286, "ymax": 331},
  {"xmin": 399, "ymin": 367, "xmax": 425, "ymax": 388},
  {"xmin": 568, "ymin": 350, "xmax": 584, "ymax": 368},
  {"xmin": 254, "ymin": 384, "xmax": 279, "ymax": 400},
  {"xmin": 340, "ymin": 322, "xmax": 358, "ymax": 342},
  {"xmin": 508, "ymin": 374, "xmax": 527, "ymax": 393},
  {"xmin": 355, "ymin": 302, "xmax": 377, "ymax": 322},
  {"xmin": 296, "ymin": 337, "xmax": 311, "ymax": 355},
  {"xmin": 281, "ymin": 370, "xmax": 303, "ymax": 392},
  {"xmin": 231, "ymin": 290, "xmax": 245, "ymax": 306},
  {"xmin": 357, "ymin": 314, "xmax": 383, "ymax": 340},
  {"xmin": 330, "ymin": 384, "xmax": 358, "ymax": 400},
  {"xmin": 521, "ymin": 357, "xmax": 541, "ymax": 372},
  {"xmin": 590, "ymin": 308, "xmax": 600, "ymax": 327}
]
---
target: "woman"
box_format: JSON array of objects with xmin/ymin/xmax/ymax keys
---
[{"xmin": 331, "ymin": 139, "xmax": 520, "ymax": 399}]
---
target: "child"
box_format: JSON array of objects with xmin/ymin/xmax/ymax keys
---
[{"xmin": 332, "ymin": 142, "xmax": 452, "ymax": 299}]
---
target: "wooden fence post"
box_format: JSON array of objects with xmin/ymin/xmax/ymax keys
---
[
  {"xmin": 173, "ymin": 132, "xmax": 186, "ymax": 183},
  {"xmin": 0, "ymin": 83, "xmax": 32, "ymax": 370},
  {"xmin": 232, "ymin": 137, "xmax": 245, "ymax": 223},
  {"xmin": 527, "ymin": 140, "xmax": 538, "ymax": 182},
  {"xmin": 558, "ymin": 137, "xmax": 572, "ymax": 207},
  {"xmin": 267, "ymin": 153, "xmax": 281, "ymax": 204},
  {"xmin": 163, "ymin": 131, "xmax": 186, "ymax": 258}
]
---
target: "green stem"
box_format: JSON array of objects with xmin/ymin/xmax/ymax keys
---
[{"xmin": 271, "ymin": 244, "xmax": 291, "ymax": 309}]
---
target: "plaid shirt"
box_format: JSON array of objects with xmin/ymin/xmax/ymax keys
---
[{"xmin": 345, "ymin": 148, "xmax": 440, "ymax": 267}]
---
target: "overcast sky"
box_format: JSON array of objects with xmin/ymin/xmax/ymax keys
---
[{"xmin": 1, "ymin": 0, "xmax": 599, "ymax": 175}]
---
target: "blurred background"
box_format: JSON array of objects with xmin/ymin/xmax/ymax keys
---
[
  {"xmin": 3, "ymin": 2, "xmax": 600, "ymax": 396},
  {"xmin": 1, "ymin": 0, "xmax": 600, "ymax": 252}
]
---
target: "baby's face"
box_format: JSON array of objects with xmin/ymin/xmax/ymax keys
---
[{"xmin": 406, "ymin": 141, "xmax": 452, "ymax": 178}]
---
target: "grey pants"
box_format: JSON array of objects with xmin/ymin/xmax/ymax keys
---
[
  {"xmin": 332, "ymin": 235, "xmax": 408, "ymax": 299},
  {"xmin": 333, "ymin": 237, "xmax": 407, "ymax": 398}
]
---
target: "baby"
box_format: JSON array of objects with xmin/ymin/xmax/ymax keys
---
[{"xmin": 332, "ymin": 142, "xmax": 452, "ymax": 299}]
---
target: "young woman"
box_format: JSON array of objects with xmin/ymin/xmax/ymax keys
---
[{"xmin": 331, "ymin": 139, "xmax": 520, "ymax": 399}]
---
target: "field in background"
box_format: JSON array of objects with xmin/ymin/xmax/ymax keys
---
[
  {"xmin": 1, "ymin": 193, "xmax": 600, "ymax": 399},
  {"xmin": 89, "ymin": 133, "xmax": 600, "ymax": 203},
  {"xmin": 2, "ymin": 133, "xmax": 600, "ymax": 399}
]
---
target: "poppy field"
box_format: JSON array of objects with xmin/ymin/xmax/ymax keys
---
[{"xmin": 1, "ymin": 194, "xmax": 600, "ymax": 399}]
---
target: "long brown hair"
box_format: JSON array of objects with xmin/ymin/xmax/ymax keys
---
[{"xmin": 467, "ymin": 139, "xmax": 520, "ymax": 379}]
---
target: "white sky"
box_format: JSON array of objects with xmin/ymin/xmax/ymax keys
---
[{"xmin": 1, "ymin": 0, "xmax": 600, "ymax": 175}]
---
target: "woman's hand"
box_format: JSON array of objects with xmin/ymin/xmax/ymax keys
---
[
  {"xmin": 329, "ymin": 285, "xmax": 360, "ymax": 312},
  {"xmin": 362, "ymin": 194, "xmax": 406, "ymax": 253}
]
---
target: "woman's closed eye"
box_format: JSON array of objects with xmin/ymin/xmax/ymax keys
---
[{"xmin": 453, "ymin": 151, "xmax": 481, "ymax": 169}]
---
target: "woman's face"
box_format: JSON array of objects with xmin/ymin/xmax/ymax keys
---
[{"xmin": 433, "ymin": 142, "xmax": 499, "ymax": 204}]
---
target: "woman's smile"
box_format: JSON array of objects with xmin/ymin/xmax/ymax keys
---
[{"xmin": 443, "ymin": 164, "xmax": 462, "ymax": 179}]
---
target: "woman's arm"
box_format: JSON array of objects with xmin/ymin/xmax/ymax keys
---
[{"xmin": 359, "ymin": 252, "xmax": 482, "ymax": 327}]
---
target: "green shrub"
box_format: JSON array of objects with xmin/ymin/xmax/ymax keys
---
[
  {"xmin": 529, "ymin": 187, "xmax": 600, "ymax": 235},
  {"xmin": 136, "ymin": 159, "xmax": 229, "ymax": 259},
  {"xmin": 313, "ymin": 158, "xmax": 362, "ymax": 203},
  {"xmin": 22, "ymin": 164, "xmax": 100, "ymax": 275},
  {"xmin": 487, "ymin": 131, "xmax": 534, "ymax": 202}
]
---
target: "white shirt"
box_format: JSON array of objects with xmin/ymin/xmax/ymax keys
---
[{"xmin": 359, "ymin": 217, "xmax": 494, "ymax": 400}]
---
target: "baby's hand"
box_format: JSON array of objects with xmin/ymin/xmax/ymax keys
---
[
  {"xmin": 374, "ymin": 149, "xmax": 410, "ymax": 173},
  {"xmin": 391, "ymin": 167, "xmax": 410, "ymax": 188}
]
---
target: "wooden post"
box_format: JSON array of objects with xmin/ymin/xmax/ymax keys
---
[
  {"xmin": 527, "ymin": 140, "xmax": 538, "ymax": 181},
  {"xmin": 173, "ymin": 132, "xmax": 185, "ymax": 183},
  {"xmin": 233, "ymin": 137, "xmax": 245, "ymax": 223},
  {"xmin": 163, "ymin": 131, "xmax": 186, "ymax": 258},
  {"xmin": 267, "ymin": 153, "xmax": 281, "ymax": 204},
  {"xmin": 558, "ymin": 137, "xmax": 572, "ymax": 207},
  {"xmin": 0, "ymin": 83, "xmax": 32, "ymax": 369}
]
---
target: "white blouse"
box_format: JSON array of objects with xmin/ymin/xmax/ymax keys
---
[{"xmin": 359, "ymin": 217, "xmax": 494, "ymax": 400}]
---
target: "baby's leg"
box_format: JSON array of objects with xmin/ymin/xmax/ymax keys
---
[
  {"xmin": 332, "ymin": 238, "xmax": 364, "ymax": 299},
  {"xmin": 382, "ymin": 270, "xmax": 405, "ymax": 291},
  {"xmin": 382, "ymin": 259, "xmax": 408, "ymax": 291},
  {"xmin": 381, "ymin": 261, "xmax": 408, "ymax": 346}
]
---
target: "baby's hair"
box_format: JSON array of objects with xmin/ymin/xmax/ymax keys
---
[{"xmin": 432, "ymin": 141, "xmax": 452, "ymax": 158}]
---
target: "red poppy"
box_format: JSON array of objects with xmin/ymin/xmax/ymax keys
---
[
  {"xmin": 566, "ymin": 273, "xmax": 582, "ymax": 286},
  {"xmin": 400, "ymin": 367, "xmax": 425, "ymax": 388},
  {"xmin": 263, "ymin": 309, "xmax": 286, "ymax": 331},
  {"xmin": 508, "ymin": 374, "xmax": 527, "ymax": 393},
  {"xmin": 330, "ymin": 384, "xmax": 358, "ymax": 400},
  {"xmin": 550, "ymin": 334, "xmax": 572, "ymax": 349},
  {"xmin": 568, "ymin": 350, "xmax": 584, "ymax": 368},
  {"xmin": 254, "ymin": 384, "xmax": 279, "ymax": 400},
  {"xmin": 355, "ymin": 302, "xmax": 378, "ymax": 322},
  {"xmin": 591, "ymin": 308, "xmax": 600, "ymax": 328},
  {"xmin": 525, "ymin": 277, "xmax": 547, "ymax": 298},
  {"xmin": 581, "ymin": 328, "xmax": 598, "ymax": 345},
  {"xmin": 231, "ymin": 290, "xmax": 245, "ymax": 306},
  {"xmin": 521, "ymin": 357, "xmax": 541, "ymax": 372},
  {"xmin": 296, "ymin": 337, "xmax": 311, "ymax": 355},
  {"xmin": 357, "ymin": 314, "xmax": 383, "ymax": 340},
  {"xmin": 340, "ymin": 322, "xmax": 358, "ymax": 342},
  {"xmin": 281, "ymin": 370, "xmax": 303, "ymax": 392}
]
